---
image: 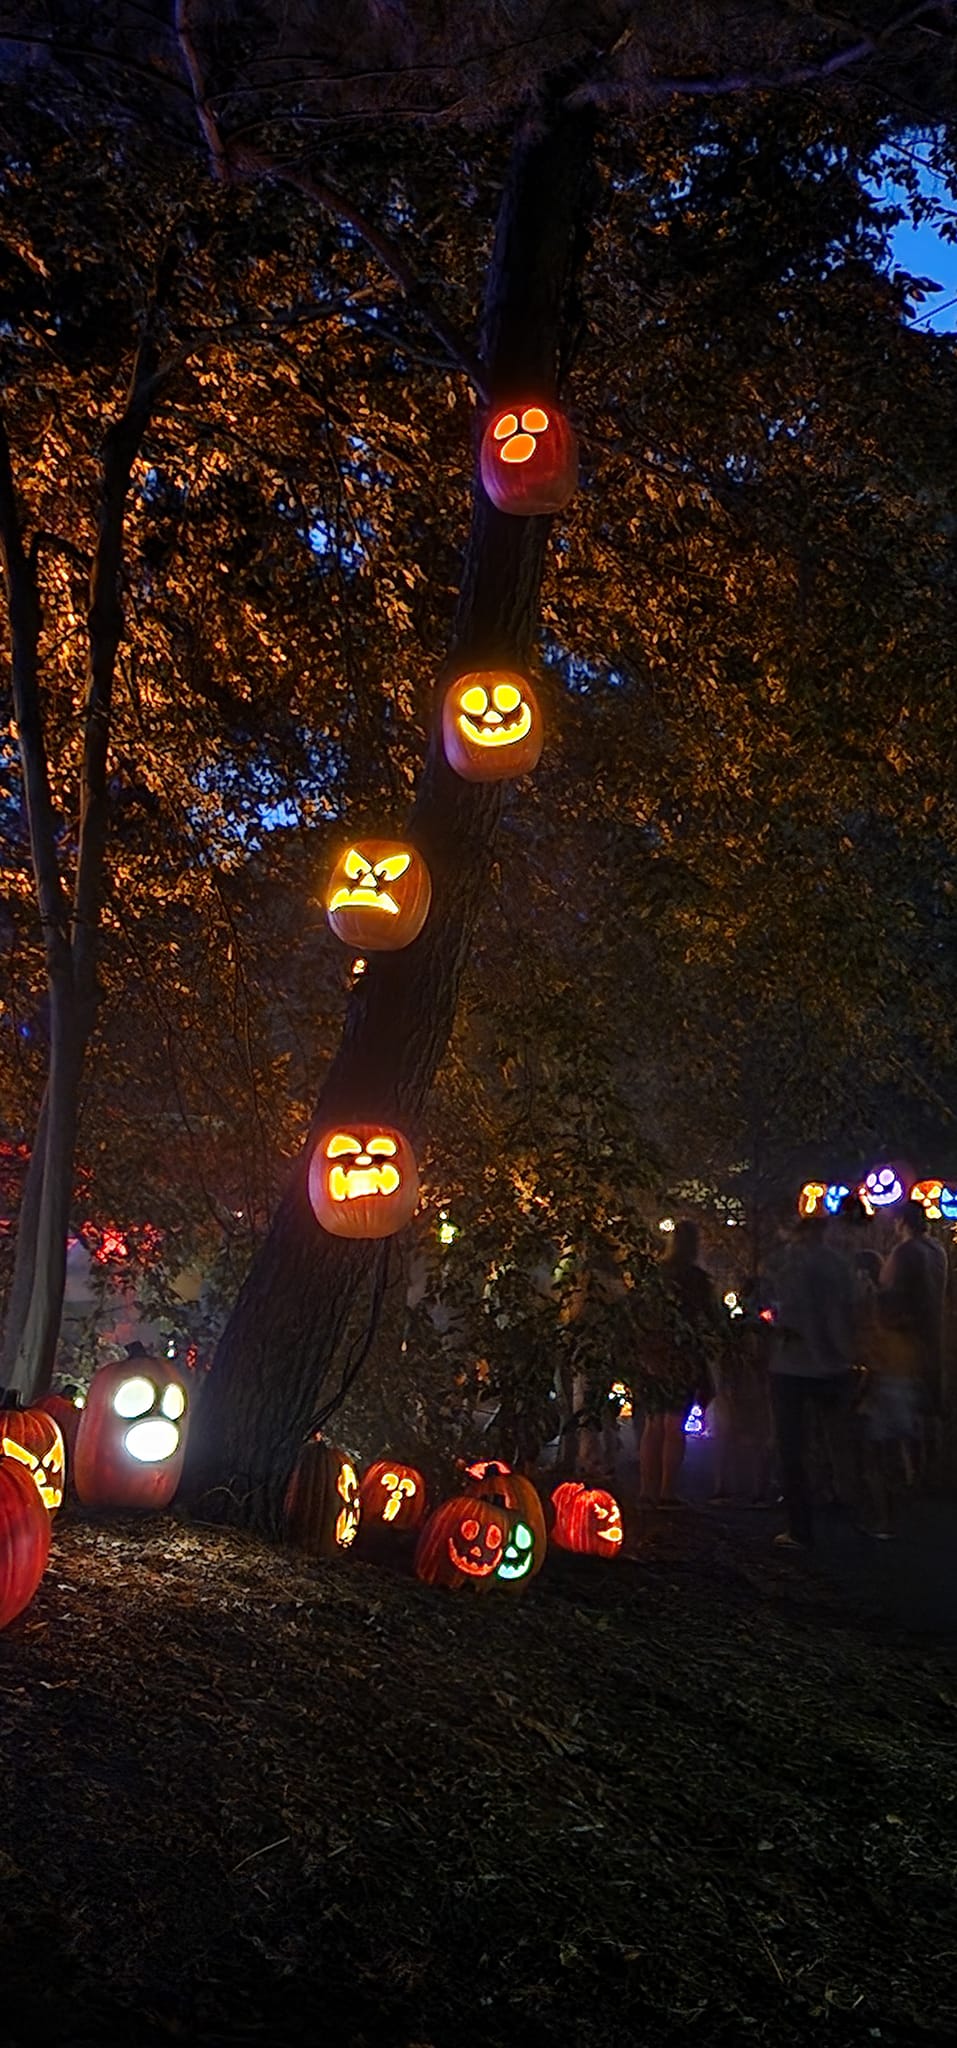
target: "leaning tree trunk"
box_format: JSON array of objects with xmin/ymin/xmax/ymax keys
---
[{"xmin": 188, "ymin": 96, "xmax": 597, "ymax": 1532}]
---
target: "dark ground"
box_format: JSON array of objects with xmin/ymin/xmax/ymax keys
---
[{"xmin": 1, "ymin": 1475, "xmax": 956, "ymax": 2048}]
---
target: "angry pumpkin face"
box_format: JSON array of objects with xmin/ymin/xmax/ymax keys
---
[
  {"xmin": 0, "ymin": 1411, "xmax": 65, "ymax": 1514},
  {"xmin": 325, "ymin": 839, "xmax": 432, "ymax": 952},
  {"xmin": 309, "ymin": 1125, "xmax": 419, "ymax": 1239},
  {"xmin": 442, "ymin": 671, "xmax": 543, "ymax": 783}
]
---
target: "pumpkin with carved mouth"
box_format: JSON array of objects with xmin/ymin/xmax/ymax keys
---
[
  {"xmin": 496, "ymin": 1519, "xmax": 538, "ymax": 1588},
  {"xmin": 0, "ymin": 1405, "xmax": 65, "ymax": 1514},
  {"xmin": 284, "ymin": 1434, "xmax": 361, "ymax": 1557},
  {"xmin": 0, "ymin": 1451, "xmax": 50, "ymax": 1630},
  {"xmin": 480, "ymin": 402, "xmax": 578, "ymax": 515},
  {"xmin": 414, "ymin": 1496, "xmax": 506, "ymax": 1590},
  {"xmin": 862, "ymin": 1165, "xmax": 904, "ymax": 1210},
  {"xmin": 462, "ymin": 1459, "xmax": 546, "ymax": 1573},
  {"xmin": 359, "ymin": 1459, "xmax": 427, "ymax": 1533},
  {"xmin": 442, "ymin": 671, "xmax": 543, "ymax": 783},
  {"xmin": 325, "ymin": 839, "xmax": 432, "ymax": 952},
  {"xmin": 309, "ymin": 1125, "xmax": 418, "ymax": 1239},
  {"xmin": 74, "ymin": 1359, "xmax": 189, "ymax": 1510},
  {"xmin": 551, "ymin": 1481, "xmax": 624, "ymax": 1559}
]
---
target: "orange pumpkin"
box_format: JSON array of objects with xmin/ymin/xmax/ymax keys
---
[
  {"xmin": 74, "ymin": 1358, "xmax": 189, "ymax": 1510},
  {"xmin": 40, "ymin": 1392, "xmax": 82, "ymax": 1464},
  {"xmin": 325, "ymin": 839, "xmax": 432, "ymax": 952},
  {"xmin": 551, "ymin": 1481, "xmax": 623, "ymax": 1559},
  {"xmin": 442, "ymin": 671, "xmax": 543, "ymax": 783},
  {"xmin": 0, "ymin": 1405, "xmax": 65, "ymax": 1514},
  {"xmin": 480, "ymin": 402, "xmax": 578, "ymax": 515},
  {"xmin": 414, "ymin": 1495, "xmax": 508, "ymax": 1590},
  {"xmin": 308, "ymin": 1124, "xmax": 419, "ymax": 1239},
  {"xmin": 359, "ymin": 1459, "xmax": 427, "ymax": 1532},
  {"xmin": 0, "ymin": 1450, "xmax": 51, "ymax": 1629},
  {"xmin": 462, "ymin": 1459, "xmax": 546, "ymax": 1574},
  {"xmin": 284, "ymin": 1435, "xmax": 361, "ymax": 1557}
]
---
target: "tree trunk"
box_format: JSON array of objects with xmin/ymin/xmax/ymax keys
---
[
  {"xmin": 0, "ymin": 1089, "xmax": 48, "ymax": 1379},
  {"xmin": 188, "ymin": 95, "xmax": 597, "ymax": 1532},
  {"xmin": 8, "ymin": 978, "xmax": 83, "ymax": 1395}
]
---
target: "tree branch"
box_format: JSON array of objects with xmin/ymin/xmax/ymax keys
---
[
  {"xmin": 640, "ymin": 2, "xmax": 949, "ymax": 103},
  {"xmin": 173, "ymin": 0, "xmax": 230, "ymax": 183}
]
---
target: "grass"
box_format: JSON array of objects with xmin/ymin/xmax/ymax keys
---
[{"xmin": 1, "ymin": 1505, "xmax": 956, "ymax": 2047}]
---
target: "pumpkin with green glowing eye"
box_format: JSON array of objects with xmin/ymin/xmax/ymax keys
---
[
  {"xmin": 308, "ymin": 1125, "xmax": 419, "ymax": 1239},
  {"xmin": 496, "ymin": 1518, "xmax": 538, "ymax": 1588},
  {"xmin": 325, "ymin": 839, "xmax": 432, "ymax": 952},
  {"xmin": 463, "ymin": 1459, "xmax": 546, "ymax": 1574},
  {"xmin": 74, "ymin": 1359, "xmax": 189, "ymax": 1510},
  {"xmin": 442, "ymin": 671, "xmax": 543, "ymax": 783},
  {"xmin": 479, "ymin": 402, "xmax": 578, "ymax": 515}
]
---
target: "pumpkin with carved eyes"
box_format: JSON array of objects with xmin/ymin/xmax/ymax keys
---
[
  {"xmin": 551, "ymin": 1481, "xmax": 624, "ymax": 1560},
  {"xmin": 940, "ymin": 1185, "xmax": 957, "ymax": 1222},
  {"xmin": 74, "ymin": 1359, "xmax": 189, "ymax": 1510},
  {"xmin": 496, "ymin": 1518, "xmax": 538, "ymax": 1588},
  {"xmin": 910, "ymin": 1180, "xmax": 944, "ymax": 1220},
  {"xmin": 862, "ymin": 1166, "xmax": 905, "ymax": 1210},
  {"xmin": 359, "ymin": 1459, "xmax": 427, "ymax": 1532},
  {"xmin": 462, "ymin": 1459, "xmax": 546, "ymax": 1574},
  {"xmin": 0, "ymin": 1450, "xmax": 50, "ymax": 1630},
  {"xmin": 414, "ymin": 1495, "xmax": 508, "ymax": 1590},
  {"xmin": 0, "ymin": 1405, "xmax": 65, "ymax": 1514},
  {"xmin": 325, "ymin": 839, "xmax": 432, "ymax": 952},
  {"xmin": 480, "ymin": 401, "xmax": 578, "ymax": 515},
  {"xmin": 442, "ymin": 671, "xmax": 543, "ymax": 783},
  {"xmin": 284, "ymin": 1434, "xmax": 361, "ymax": 1558},
  {"xmin": 309, "ymin": 1124, "xmax": 419, "ymax": 1239}
]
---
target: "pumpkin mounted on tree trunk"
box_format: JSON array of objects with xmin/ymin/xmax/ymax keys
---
[{"xmin": 479, "ymin": 402, "xmax": 578, "ymax": 515}]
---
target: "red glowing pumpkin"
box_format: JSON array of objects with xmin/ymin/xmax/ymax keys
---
[
  {"xmin": 74, "ymin": 1357, "xmax": 189, "ymax": 1510},
  {"xmin": 308, "ymin": 1124, "xmax": 419, "ymax": 1239},
  {"xmin": 462, "ymin": 1459, "xmax": 546, "ymax": 1574},
  {"xmin": 480, "ymin": 402, "xmax": 578, "ymax": 515},
  {"xmin": 414, "ymin": 1495, "xmax": 508, "ymax": 1590},
  {"xmin": 0, "ymin": 1450, "xmax": 51, "ymax": 1629},
  {"xmin": 325, "ymin": 839, "xmax": 432, "ymax": 952},
  {"xmin": 551, "ymin": 1481, "xmax": 623, "ymax": 1559},
  {"xmin": 0, "ymin": 1405, "xmax": 65, "ymax": 1514},
  {"xmin": 359, "ymin": 1459, "xmax": 427, "ymax": 1533},
  {"xmin": 441, "ymin": 671, "xmax": 543, "ymax": 784},
  {"xmin": 284, "ymin": 1435, "xmax": 361, "ymax": 1558}
]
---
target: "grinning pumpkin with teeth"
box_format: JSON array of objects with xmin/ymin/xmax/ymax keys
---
[
  {"xmin": 325, "ymin": 838, "xmax": 431, "ymax": 951},
  {"xmin": 414, "ymin": 1496, "xmax": 508, "ymax": 1590},
  {"xmin": 442, "ymin": 671, "xmax": 543, "ymax": 783},
  {"xmin": 309, "ymin": 1125, "xmax": 419, "ymax": 1239}
]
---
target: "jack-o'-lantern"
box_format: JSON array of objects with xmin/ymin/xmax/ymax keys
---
[
  {"xmin": 462, "ymin": 1459, "xmax": 546, "ymax": 1573},
  {"xmin": 359, "ymin": 1459, "xmax": 427, "ymax": 1532},
  {"xmin": 862, "ymin": 1166, "xmax": 904, "ymax": 1210},
  {"xmin": 797, "ymin": 1182, "xmax": 826, "ymax": 1218},
  {"xmin": 940, "ymin": 1185, "xmax": 957, "ymax": 1222},
  {"xmin": 414, "ymin": 1495, "xmax": 507, "ymax": 1590},
  {"xmin": 325, "ymin": 839, "xmax": 432, "ymax": 952},
  {"xmin": 910, "ymin": 1180, "xmax": 944, "ymax": 1221},
  {"xmin": 0, "ymin": 1406, "xmax": 65, "ymax": 1513},
  {"xmin": 442, "ymin": 671, "xmax": 543, "ymax": 783},
  {"xmin": 308, "ymin": 1125, "xmax": 418, "ymax": 1239},
  {"xmin": 551, "ymin": 1481, "xmax": 623, "ymax": 1559},
  {"xmin": 73, "ymin": 1357, "xmax": 189, "ymax": 1510},
  {"xmin": 496, "ymin": 1519, "xmax": 537, "ymax": 1586},
  {"xmin": 0, "ymin": 1450, "xmax": 51, "ymax": 1629},
  {"xmin": 480, "ymin": 402, "xmax": 578, "ymax": 515},
  {"xmin": 824, "ymin": 1183, "xmax": 851, "ymax": 1216},
  {"xmin": 284, "ymin": 1435, "xmax": 361, "ymax": 1558}
]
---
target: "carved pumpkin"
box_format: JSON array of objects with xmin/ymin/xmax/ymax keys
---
[
  {"xmin": 284, "ymin": 1435, "xmax": 361, "ymax": 1558},
  {"xmin": 74, "ymin": 1358, "xmax": 189, "ymax": 1510},
  {"xmin": 862, "ymin": 1166, "xmax": 904, "ymax": 1210},
  {"xmin": 824, "ymin": 1183, "xmax": 851, "ymax": 1216},
  {"xmin": 910, "ymin": 1180, "xmax": 944, "ymax": 1221},
  {"xmin": 797, "ymin": 1182, "xmax": 826, "ymax": 1218},
  {"xmin": 308, "ymin": 1124, "xmax": 419, "ymax": 1239},
  {"xmin": 940, "ymin": 1185, "xmax": 957, "ymax": 1222},
  {"xmin": 414, "ymin": 1495, "xmax": 507, "ymax": 1590},
  {"xmin": 359, "ymin": 1459, "xmax": 427, "ymax": 1532},
  {"xmin": 462, "ymin": 1459, "xmax": 546, "ymax": 1574},
  {"xmin": 0, "ymin": 1406, "xmax": 65, "ymax": 1514},
  {"xmin": 496, "ymin": 1518, "xmax": 538, "ymax": 1587},
  {"xmin": 442, "ymin": 671, "xmax": 543, "ymax": 784},
  {"xmin": 0, "ymin": 1451, "xmax": 50, "ymax": 1629},
  {"xmin": 551, "ymin": 1481, "xmax": 623, "ymax": 1559},
  {"xmin": 325, "ymin": 839, "xmax": 432, "ymax": 952},
  {"xmin": 480, "ymin": 402, "xmax": 578, "ymax": 515}
]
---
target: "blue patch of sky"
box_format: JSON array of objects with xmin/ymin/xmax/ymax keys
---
[{"xmin": 876, "ymin": 148, "xmax": 957, "ymax": 331}]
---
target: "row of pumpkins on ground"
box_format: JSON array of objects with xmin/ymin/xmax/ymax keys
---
[{"xmin": 1, "ymin": 1348, "xmax": 623, "ymax": 1628}]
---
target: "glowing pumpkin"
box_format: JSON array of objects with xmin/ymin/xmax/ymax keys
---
[
  {"xmin": 308, "ymin": 1124, "xmax": 418, "ymax": 1239},
  {"xmin": 551, "ymin": 1481, "xmax": 623, "ymax": 1559},
  {"xmin": 0, "ymin": 1451, "xmax": 50, "ymax": 1630},
  {"xmin": 824, "ymin": 1183, "xmax": 850, "ymax": 1216},
  {"xmin": 462, "ymin": 1459, "xmax": 546, "ymax": 1574},
  {"xmin": 359, "ymin": 1459, "xmax": 427, "ymax": 1532},
  {"xmin": 0, "ymin": 1405, "xmax": 65, "ymax": 1514},
  {"xmin": 797, "ymin": 1182, "xmax": 826, "ymax": 1218},
  {"xmin": 284, "ymin": 1435, "xmax": 361, "ymax": 1557},
  {"xmin": 442, "ymin": 671, "xmax": 543, "ymax": 783},
  {"xmin": 496, "ymin": 1519, "xmax": 538, "ymax": 1587},
  {"xmin": 862, "ymin": 1166, "xmax": 904, "ymax": 1210},
  {"xmin": 39, "ymin": 1391, "xmax": 82, "ymax": 1464},
  {"xmin": 940, "ymin": 1185, "xmax": 957, "ymax": 1222},
  {"xmin": 414, "ymin": 1496, "xmax": 507, "ymax": 1590},
  {"xmin": 480, "ymin": 402, "xmax": 578, "ymax": 515},
  {"xmin": 73, "ymin": 1358, "xmax": 188, "ymax": 1510},
  {"xmin": 910, "ymin": 1180, "xmax": 944, "ymax": 1221},
  {"xmin": 325, "ymin": 839, "xmax": 432, "ymax": 952}
]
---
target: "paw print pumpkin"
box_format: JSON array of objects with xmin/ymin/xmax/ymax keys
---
[
  {"xmin": 442, "ymin": 671, "xmax": 543, "ymax": 783},
  {"xmin": 325, "ymin": 839, "xmax": 432, "ymax": 952},
  {"xmin": 480, "ymin": 402, "xmax": 578, "ymax": 515},
  {"xmin": 284, "ymin": 1435, "xmax": 361, "ymax": 1558},
  {"xmin": 414, "ymin": 1495, "xmax": 508, "ymax": 1590},
  {"xmin": 551, "ymin": 1481, "xmax": 623, "ymax": 1559},
  {"xmin": 0, "ymin": 1449, "xmax": 51, "ymax": 1630},
  {"xmin": 309, "ymin": 1124, "xmax": 419, "ymax": 1239},
  {"xmin": 74, "ymin": 1357, "xmax": 189, "ymax": 1510},
  {"xmin": 0, "ymin": 1403, "xmax": 65, "ymax": 1513}
]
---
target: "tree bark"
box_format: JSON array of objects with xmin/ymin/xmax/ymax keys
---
[{"xmin": 188, "ymin": 95, "xmax": 598, "ymax": 1532}]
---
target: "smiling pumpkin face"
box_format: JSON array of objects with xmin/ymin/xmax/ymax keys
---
[
  {"xmin": 414, "ymin": 1496, "xmax": 508, "ymax": 1591},
  {"xmin": 309, "ymin": 1125, "xmax": 419, "ymax": 1239},
  {"xmin": 442, "ymin": 671, "xmax": 543, "ymax": 783},
  {"xmin": 497, "ymin": 1519, "xmax": 537, "ymax": 1587},
  {"xmin": 551, "ymin": 1481, "xmax": 624, "ymax": 1560},
  {"xmin": 325, "ymin": 839, "xmax": 432, "ymax": 952},
  {"xmin": 479, "ymin": 402, "xmax": 579, "ymax": 515}
]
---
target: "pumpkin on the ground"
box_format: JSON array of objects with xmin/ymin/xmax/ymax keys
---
[
  {"xmin": 463, "ymin": 1459, "xmax": 546, "ymax": 1574},
  {"xmin": 0, "ymin": 1405, "xmax": 65, "ymax": 1513},
  {"xmin": 359, "ymin": 1460, "xmax": 427, "ymax": 1533},
  {"xmin": 551, "ymin": 1481, "xmax": 623, "ymax": 1559},
  {"xmin": 0, "ymin": 1450, "xmax": 51, "ymax": 1629},
  {"xmin": 74, "ymin": 1357, "xmax": 189, "ymax": 1510},
  {"xmin": 414, "ymin": 1496, "xmax": 509, "ymax": 1591},
  {"xmin": 284, "ymin": 1436, "xmax": 361, "ymax": 1558},
  {"xmin": 40, "ymin": 1392, "xmax": 82, "ymax": 1464}
]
